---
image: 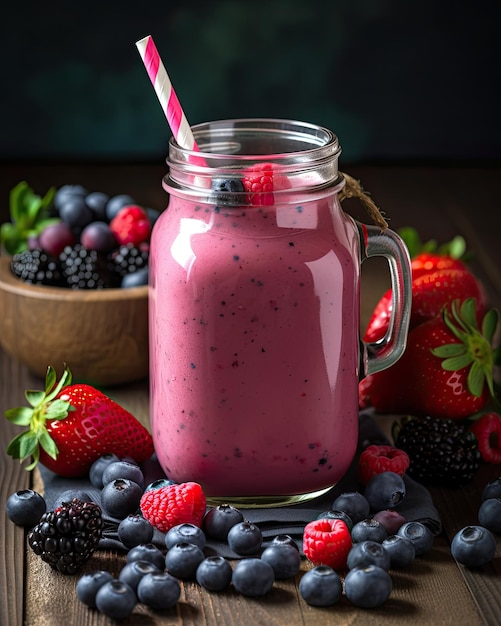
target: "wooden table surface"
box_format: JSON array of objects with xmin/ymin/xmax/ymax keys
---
[{"xmin": 1, "ymin": 162, "xmax": 500, "ymax": 625}]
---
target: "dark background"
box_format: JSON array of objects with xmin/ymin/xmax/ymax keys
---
[{"xmin": 0, "ymin": 0, "xmax": 498, "ymax": 164}]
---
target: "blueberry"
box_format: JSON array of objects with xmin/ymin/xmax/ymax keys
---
[
  {"xmin": 478, "ymin": 498, "xmax": 501, "ymax": 534},
  {"xmin": 54, "ymin": 185, "xmax": 88, "ymax": 211},
  {"xmin": 165, "ymin": 542, "xmax": 205, "ymax": 579},
  {"xmin": 451, "ymin": 525, "xmax": 497, "ymax": 568},
  {"xmin": 39, "ymin": 222, "xmax": 75, "ymax": 257},
  {"xmin": 106, "ymin": 194, "xmax": 135, "ymax": 221},
  {"xmin": 95, "ymin": 580, "xmax": 137, "ymax": 620},
  {"xmin": 227, "ymin": 521, "xmax": 263, "ymax": 555},
  {"xmin": 137, "ymin": 572, "xmax": 181, "ymax": 609},
  {"xmin": 316, "ymin": 509, "xmax": 354, "ymax": 531},
  {"xmin": 100, "ymin": 478, "xmax": 143, "ymax": 519},
  {"xmin": 118, "ymin": 559, "xmax": 160, "ymax": 593},
  {"xmin": 121, "ymin": 267, "xmax": 149, "ymax": 288},
  {"xmin": 53, "ymin": 489, "xmax": 93, "ymax": 511},
  {"xmin": 165, "ymin": 523, "xmax": 206, "ymax": 551},
  {"xmin": 102, "ymin": 461, "xmax": 145, "ymax": 489},
  {"xmin": 85, "ymin": 191, "xmax": 110, "ymax": 220},
  {"xmin": 144, "ymin": 478, "xmax": 177, "ymax": 492},
  {"xmin": 118, "ymin": 515, "xmax": 154, "ymax": 548},
  {"xmin": 80, "ymin": 221, "xmax": 117, "ymax": 253},
  {"xmin": 344, "ymin": 565, "xmax": 392, "ymax": 608},
  {"xmin": 261, "ymin": 544, "xmax": 301, "ymax": 579},
  {"xmin": 196, "ymin": 556, "xmax": 233, "ymax": 591},
  {"xmin": 364, "ymin": 472, "xmax": 406, "ymax": 511},
  {"xmin": 347, "ymin": 540, "xmax": 391, "ymax": 571},
  {"xmin": 6, "ymin": 489, "xmax": 46, "ymax": 527},
  {"xmin": 482, "ymin": 477, "xmax": 501, "ymax": 501},
  {"xmin": 271, "ymin": 534, "xmax": 300, "ymax": 551},
  {"xmin": 59, "ymin": 196, "xmax": 94, "ymax": 230},
  {"xmin": 299, "ymin": 565, "xmax": 342, "ymax": 607},
  {"xmin": 145, "ymin": 207, "xmax": 161, "ymax": 227},
  {"xmin": 77, "ymin": 570, "xmax": 114, "ymax": 608},
  {"xmin": 203, "ymin": 504, "xmax": 244, "ymax": 541},
  {"xmin": 89, "ymin": 454, "xmax": 120, "ymax": 488},
  {"xmin": 397, "ymin": 521, "xmax": 434, "ymax": 556},
  {"xmin": 232, "ymin": 558, "xmax": 275, "ymax": 596},
  {"xmin": 382, "ymin": 535, "xmax": 416, "ymax": 569},
  {"xmin": 372, "ymin": 509, "xmax": 407, "ymax": 535},
  {"xmin": 331, "ymin": 491, "xmax": 370, "ymax": 524},
  {"xmin": 351, "ymin": 518, "xmax": 388, "ymax": 543},
  {"xmin": 127, "ymin": 543, "xmax": 165, "ymax": 571},
  {"xmin": 210, "ymin": 177, "xmax": 245, "ymax": 207}
]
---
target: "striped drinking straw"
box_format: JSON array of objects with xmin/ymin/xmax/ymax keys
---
[{"xmin": 135, "ymin": 35, "xmax": 201, "ymax": 154}]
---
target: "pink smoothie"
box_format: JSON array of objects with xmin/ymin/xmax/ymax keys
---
[{"xmin": 149, "ymin": 190, "xmax": 360, "ymax": 499}]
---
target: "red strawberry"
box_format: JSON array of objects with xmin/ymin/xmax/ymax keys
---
[
  {"xmin": 469, "ymin": 413, "xmax": 501, "ymax": 463},
  {"xmin": 364, "ymin": 267, "xmax": 485, "ymax": 343},
  {"xmin": 358, "ymin": 444, "xmax": 410, "ymax": 485},
  {"xmin": 242, "ymin": 163, "xmax": 291, "ymax": 206},
  {"xmin": 140, "ymin": 482, "xmax": 206, "ymax": 533},
  {"xmin": 109, "ymin": 205, "xmax": 151, "ymax": 246},
  {"xmin": 303, "ymin": 518, "xmax": 352, "ymax": 569},
  {"xmin": 410, "ymin": 252, "xmax": 467, "ymax": 281},
  {"xmin": 5, "ymin": 366, "xmax": 154, "ymax": 477},
  {"xmin": 360, "ymin": 298, "xmax": 498, "ymax": 420}
]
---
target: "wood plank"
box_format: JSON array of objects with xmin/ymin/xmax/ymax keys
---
[{"xmin": 0, "ymin": 357, "xmax": 31, "ymax": 626}]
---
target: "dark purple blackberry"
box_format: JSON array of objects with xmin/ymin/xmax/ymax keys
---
[
  {"xmin": 393, "ymin": 415, "xmax": 481, "ymax": 487},
  {"xmin": 59, "ymin": 243, "xmax": 112, "ymax": 289},
  {"xmin": 108, "ymin": 243, "xmax": 149, "ymax": 279},
  {"xmin": 27, "ymin": 498, "xmax": 102, "ymax": 575},
  {"xmin": 10, "ymin": 249, "xmax": 63, "ymax": 286}
]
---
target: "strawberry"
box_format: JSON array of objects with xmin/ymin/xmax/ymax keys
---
[
  {"xmin": 302, "ymin": 518, "xmax": 352, "ymax": 569},
  {"xmin": 242, "ymin": 163, "xmax": 291, "ymax": 206},
  {"xmin": 364, "ymin": 228, "xmax": 476, "ymax": 343},
  {"xmin": 360, "ymin": 298, "xmax": 498, "ymax": 420},
  {"xmin": 358, "ymin": 444, "xmax": 410, "ymax": 485},
  {"xmin": 469, "ymin": 413, "xmax": 501, "ymax": 464},
  {"xmin": 364, "ymin": 267, "xmax": 485, "ymax": 343},
  {"xmin": 140, "ymin": 482, "xmax": 206, "ymax": 533},
  {"xmin": 109, "ymin": 205, "xmax": 151, "ymax": 246},
  {"xmin": 5, "ymin": 366, "xmax": 154, "ymax": 477},
  {"xmin": 410, "ymin": 252, "xmax": 467, "ymax": 281}
]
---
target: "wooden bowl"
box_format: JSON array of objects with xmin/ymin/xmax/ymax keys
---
[{"xmin": 0, "ymin": 256, "xmax": 149, "ymax": 387}]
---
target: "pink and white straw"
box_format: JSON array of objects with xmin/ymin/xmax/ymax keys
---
[{"xmin": 135, "ymin": 35, "xmax": 200, "ymax": 153}]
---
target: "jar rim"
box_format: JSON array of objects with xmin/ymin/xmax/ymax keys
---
[{"xmin": 168, "ymin": 118, "xmax": 341, "ymax": 163}]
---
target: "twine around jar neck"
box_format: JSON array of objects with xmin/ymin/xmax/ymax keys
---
[{"xmin": 340, "ymin": 172, "xmax": 388, "ymax": 230}]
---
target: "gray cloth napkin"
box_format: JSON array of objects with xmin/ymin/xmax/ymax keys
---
[{"xmin": 39, "ymin": 410, "xmax": 441, "ymax": 557}]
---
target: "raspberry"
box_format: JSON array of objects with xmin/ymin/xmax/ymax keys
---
[
  {"xmin": 468, "ymin": 413, "xmax": 501, "ymax": 463},
  {"xmin": 302, "ymin": 518, "xmax": 352, "ymax": 569},
  {"xmin": 242, "ymin": 163, "xmax": 290, "ymax": 206},
  {"xmin": 109, "ymin": 205, "xmax": 151, "ymax": 246},
  {"xmin": 358, "ymin": 444, "xmax": 410, "ymax": 485},
  {"xmin": 139, "ymin": 481, "xmax": 206, "ymax": 533}
]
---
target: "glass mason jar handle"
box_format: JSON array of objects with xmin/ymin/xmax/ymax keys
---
[{"xmin": 358, "ymin": 223, "xmax": 412, "ymax": 376}]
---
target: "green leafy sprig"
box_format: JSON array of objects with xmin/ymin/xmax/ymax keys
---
[
  {"xmin": 0, "ymin": 181, "xmax": 58, "ymax": 254},
  {"xmin": 5, "ymin": 366, "xmax": 74, "ymax": 471}
]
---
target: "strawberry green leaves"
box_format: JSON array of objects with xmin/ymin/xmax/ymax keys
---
[
  {"xmin": 431, "ymin": 299, "xmax": 498, "ymax": 399},
  {"xmin": 0, "ymin": 181, "xmax": 57, "ymax": 254},
  {"xmin": 398, "ymin": 226, "xmax": 467, "ymax": 260},
  {"xmin": 5, "ymin": 365, "xmax": 73, "ymax": 470}
]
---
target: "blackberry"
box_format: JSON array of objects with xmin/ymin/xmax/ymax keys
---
[
  {"xmin": 27, "ymin": 498, "xmax": 102, "ymax": 575},
  {"xmin": 393, "ymin": 415, "xmax": 481, "ymax": 487},
  {"xmin": 10, "ymin": 249, "xmax": 63, "ymax": 286},
  {"xmin": 108, "ymin": 243, "xmax": 149, "ymax": 279},
  {"xmin": 59, "ymin": 243, "xmax": 111, "ymax": 289}
]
